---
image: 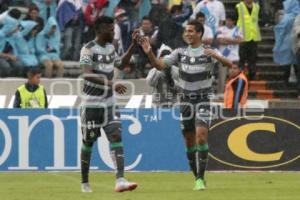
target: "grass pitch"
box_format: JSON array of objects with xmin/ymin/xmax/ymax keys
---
[{"xmin": 0, "ymin": 172, "xmax": 299, "ymax": 200}]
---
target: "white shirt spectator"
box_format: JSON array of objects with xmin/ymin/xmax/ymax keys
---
[
  {"xmin": 217, "ymin": 26, "xmax": 243, "ymax": 61},
  {"xmin": 202, "ymin": 24, "xmax": 213, "ymax": 41},
  {"xmin": 192, "ymin": 0, "xmax": 226, "ymax": 36}
]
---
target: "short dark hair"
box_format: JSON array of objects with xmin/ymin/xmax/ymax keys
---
[
  {"xmin": 196, "ymin": 12, "xmax": 205, "ymax": 19},
  {"xmin": 187, "ymin": 19, "xmax": 204, "ymax": 34},
  {"xmin": 226, "ymin": 13, "xmax": 237, "ymax": 21},
  {"xmin": 94, "ymin": 16, "xmax": 114, "ymax": 33},
  {"xmin": 232, "ymin": 61, "xmax": 243, "ymax": 70},
  {"xmin": 27, "ymin": 68, "xmax": 42, "ymax": 77},
  {"xmin": 170, "ymin": 5, "xmax": 182, "ymax": 14},
  {"xmin": 142, "ymin": 16, "xmax": 152, "ymax": 23},
  {"xmin": 8, "ymin": 9, "xmax": 22, "ymax": 19}
]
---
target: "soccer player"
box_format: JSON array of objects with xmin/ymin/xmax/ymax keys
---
[
  {"xmin": 79, "ymin": 16, "xmax": 138, "ymax": 193},
  {"xmin": 139, "ymin": 20, "xmax": 232, "ymax": 190}
]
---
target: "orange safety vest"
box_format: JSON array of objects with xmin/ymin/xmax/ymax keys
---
[{"xmin": 224, "ymin": 72, "xmax": 248, "ymax": 109}]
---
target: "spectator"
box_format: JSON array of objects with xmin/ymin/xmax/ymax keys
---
[
  {"xmin": 192, "ymin": 0, "xmax": 226, "ymax": 36},
  {"xmin": 0, "ymin": 0, "xmax": 9, "ymax": 14},
  {"xmin": 217, "ymin": 14, "xmax": 243, "ymax": 93},
  {"xmin": 36, "ymin": 17, "xmax": 64, "ymax": 78},
  {"xmin": 0, "ymin": 8, "xmax": 22, "ymax": 23},
  {"xmin": 146, "ymin": 44, "xmax": 179, "ymax": 107},
  {"xmin": 118, "ymin": 0, "xmax": 141, "ymax": 24},
  {"xmin": 217, "ymin": 14, "xmax": 243, "ymax": 62},
  {"xmin": 23, "ymin": 3, "xmax": 45, "ymax": 33},
  {"xmin": 83, "ymin": 0, "xmax": 109, "ymax": 42},
  {"xmin": 224, "ymin": 62, "xmax": 248, "ymax": 109},
  {"xmin": 12, "ymin": 20, "xmax": 39, "ymax": 76},
  {"xmin": 13, "ymin": 68, "xmax": 48, "ymax": 108},
  {"xmin": 292, "ymin": 12, "xmax": 300, "ymax": 98},
  {"xmin": 33, "ymin": 0, "xmax": 57, "ymax": 23},
  {"xmin": 135, "ymin": 16, "xmax": 158, "ymax": 77},
  {"xmin": 236, "ymin": 0, "xmax": 262, "ymax": 80},
  {"xmin": 170, "ymin": 2, "xmax": 193, "ymax": 27},
  {"xmin": 0, "ymin": 16, "xmax": 23, "ymax": 77},
  {"xmin": 156, "ymin": 6, "xmax": 185, "ymax": 49},
  {"xmin": 114, "ymin": 8, "xmax": 136, "ymax": 54},
  {"xmin": 57, "ymin": 0, "xmax": 84, "ymax": 61},
  {"xmin": 149, "ymin": 1, "xmax": 168, "ymax": 27},
  {"xmin": 196, "ymin": 12, "xmax": 213, "ymax": 46},
  {"xmin": 273, "ymin": 0, "xmax": 300, "ymax": 83}
]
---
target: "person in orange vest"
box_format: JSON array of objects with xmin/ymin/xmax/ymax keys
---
[{"xmin": 224, "ymin": 61, "xmax": 248, "ymax": 109}]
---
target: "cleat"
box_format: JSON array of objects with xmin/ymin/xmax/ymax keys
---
[
  {"xmin": 81, "ymin": 183, "xmax": 93, "ymax": 193},
  {"xmin": 193, "ymin": 179, "xmax": 206, "ymax": 191},
  {"xmin": 114, "ymin": 178, "xmax": 138, "ymax": 192}
]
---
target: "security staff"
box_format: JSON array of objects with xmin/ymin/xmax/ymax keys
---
[
  {"xmin": 224, "ymin": 62, "xmax": 248, "ymax": 109},
  {"xmin": 236, "ymin": 0, "xmax": 261, "ymax": 80},
  {"xmin": 13, "ymin": 68, "xmax": 48, "ymax": 108}
]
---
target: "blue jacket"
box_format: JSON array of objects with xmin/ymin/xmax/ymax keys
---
[
  {"xmin": 13, "ymin": 20, "xmax": 39, "ymax": 67},
  {"xmin": 0, "ymin": 16, "xmax": 19, "ymax": 55},
  {"xmin": 273, "ymin": 0, "xmax": 300, "ymax": 65},
  {"xmin": 36, "ymin": 17, "xmax": 61, "ymax": 62},
  {"xmin": 33, "ymin": 0, "xmax": 57, "ymax": 23}
]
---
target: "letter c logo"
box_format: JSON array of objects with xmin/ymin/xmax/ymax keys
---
[{"xmin": 228, "ymin": 123, "xmax": 284, "ymax": 162}]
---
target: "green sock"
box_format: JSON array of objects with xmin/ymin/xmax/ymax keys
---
[
  {"xmin": 110, "ymin": 142, "xmax": 124, "ymax": 179},
  {"xmin": 186, "ymin": 145, "xmax": 197, "ymax": 178},
  {"xmin": 196, "ymin": 144, "xmax": 209, "ymax": 180},
  {"xmin": 81, "ymin": 143, "xmax": 92, "ymax": 183}
]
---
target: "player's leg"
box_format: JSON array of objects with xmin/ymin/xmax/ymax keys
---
[
  {"xmin": 183, "ymin": 131, "xmax": 197, "ymax": 178},
  {"xmin": 102, "ymin": 106, "xmax": 137, "ymax": 192},
  {"xmin": 180, "ymin": 99, "xmax": 198, "ymax": 179},
  {"xmin": 80, "ymin": 107, "xmax": 101, "ymax": 192},
  {"xmin": 193, "ymin": 101, "xmax": 211, "ymax": 190}
]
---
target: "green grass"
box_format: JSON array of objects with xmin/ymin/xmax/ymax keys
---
[{"xmin": 0, "ymin": 172, "xmax": 300, "ymax": 200}]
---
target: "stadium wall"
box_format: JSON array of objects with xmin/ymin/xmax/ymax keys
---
[{"xmin": 0, "ymin": 109, "xmax": 299, "ymax": 171}]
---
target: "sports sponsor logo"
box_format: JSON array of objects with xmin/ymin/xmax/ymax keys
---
[{"xmin": 209, "ymin": 116, "xmax": 300, "ymax": 169}]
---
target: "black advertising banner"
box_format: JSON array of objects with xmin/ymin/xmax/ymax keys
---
[{"xmin": 208, "ymin": 109, "xmax": 300, "ymax": 171}]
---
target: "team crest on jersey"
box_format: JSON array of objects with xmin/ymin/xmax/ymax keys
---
[
  {"xmin": 97, "ymin": 55, "xmax": 103, "ymax": 61},
  {"xmin": 181, "ymin": 56, "xmax": 187, "ymax": 62},
  {"xmin": 190, "ymin": 57, "xmax": 195, "ymax": 63}
]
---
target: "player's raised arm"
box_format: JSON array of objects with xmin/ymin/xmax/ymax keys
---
[
  {"xmin": 139, "ymin": 37, "xmax": 167, "ymax": 70},
  {"xmin": 120, "ymin": 29, "xmax": 139, "ymax": 66},
  {"xmin": 204, "ymin": 48, "xmax": 233, "ymax": 68}
]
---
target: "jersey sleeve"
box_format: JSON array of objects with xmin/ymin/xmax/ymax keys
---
[
  {"xmin": 212, "ymin": 48, "xmax": 223, "ymax": 64},
  {"xmin": 80, "ymin": 46, "xmax": 93, "ymax": 67},
  {"xmin": 163, "ymin": 48, "xmax": 180, "ymax": 68}
]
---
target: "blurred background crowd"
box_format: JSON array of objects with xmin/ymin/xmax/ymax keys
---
[{"xmin": 0, "ymin": 0, "xmax": 299, "ymax": 94}]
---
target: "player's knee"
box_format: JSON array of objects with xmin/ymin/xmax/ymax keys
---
[
  {"xmin": 196, "ymin": 126, "xmax": 208, "ymax": 144},
  {"xmin": 110, "ymin": 134, "xmax": 122, "ymax": 143},
  {"xmin": 104, "ymin": 122, "xmax": 122, "ymax": 143},
  {"xmin": 183, "ymin": 131, "xmax": 196, "ymax": 147}
]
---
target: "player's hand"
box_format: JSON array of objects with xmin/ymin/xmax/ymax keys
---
[
  {"xmin": 131, "ymin": 29, "xmax": 140, "ymax": 45},
  {"xmin": 114, "ymin": 83, "xmax": 127, "ymax": 95},
  {"xmin": 204, "ymin": 48, "xmax": 218, "ymax": 58},
  {"xmin": 139, "ymin": 37, "xmax": 152, "ymax": 55}
]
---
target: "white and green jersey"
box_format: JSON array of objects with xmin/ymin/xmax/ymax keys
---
[
  {"xmin": 80, "ymin": 40, "xmax": 122, "ymax": 106},
  {"xmin": 163, "ymin": 45, "xmax": 218, "ymax": 95}
]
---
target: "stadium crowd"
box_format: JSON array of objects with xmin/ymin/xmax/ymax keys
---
[{"xmin": 0, "ymin": 0, "xmax": 299, "ymax": 90}]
